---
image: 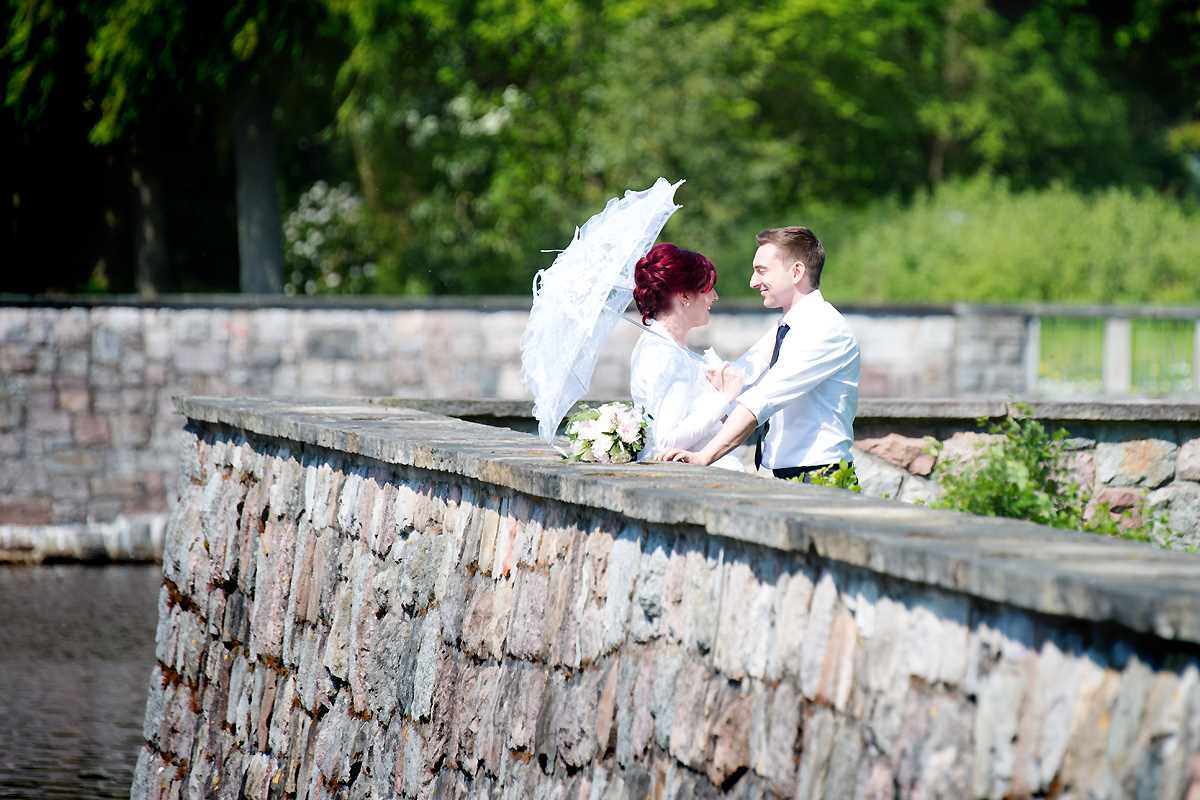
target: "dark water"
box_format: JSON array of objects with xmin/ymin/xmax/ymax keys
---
[{"xmin": 0, "ymin": 564, "xmax": 162, "ymax": 800}]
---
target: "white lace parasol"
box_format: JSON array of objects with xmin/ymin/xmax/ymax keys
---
[{"xmin": 520, "ymin": 177, "xmax": 685, "ymax": 444}]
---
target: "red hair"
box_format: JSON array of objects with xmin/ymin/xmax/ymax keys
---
[{"xmin": 633, "ymin": 243, "xmax": 717, "ymax": 325}]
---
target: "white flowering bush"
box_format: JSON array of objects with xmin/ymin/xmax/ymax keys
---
[
  {"xmin": 283, "ymin": 181, "xmax": 379, "ymax": 296},
  {"xmin": 564, "ymin": 402, "xmax": 649, "ymax": 464}
]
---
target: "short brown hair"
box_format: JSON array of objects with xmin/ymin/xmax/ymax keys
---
[{"xmin": 756, "ymin": 227, "xmax": 825, "ymax": 287}]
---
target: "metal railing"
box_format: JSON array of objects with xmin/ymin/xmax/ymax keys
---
[{"xmin": 1034, "ymin": 314, "xmax": 1198, "ymax": 398}]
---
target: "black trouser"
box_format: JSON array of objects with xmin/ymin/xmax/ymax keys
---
[{"xmin": 772, "ymin": 463, "xmax": 852, "ymax": 483}]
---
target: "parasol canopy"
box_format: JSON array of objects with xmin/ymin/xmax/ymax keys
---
[{"xmin": 520, "ymin": 177, "xmax": 685, "ymax": 444}]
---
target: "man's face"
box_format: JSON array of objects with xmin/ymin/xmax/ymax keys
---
[{"xmin": 749, "ymin": 243, "xmax": 800, "ymax": 310}]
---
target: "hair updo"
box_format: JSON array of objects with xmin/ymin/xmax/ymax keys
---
[{"xmin": 633, "ymin": 243, "xmax": 717, "ymax": 325}]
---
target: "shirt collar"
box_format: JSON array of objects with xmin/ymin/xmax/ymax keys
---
[{"xmin": 780, "ymin": 288, "xmax": 824, "ymax": 326}]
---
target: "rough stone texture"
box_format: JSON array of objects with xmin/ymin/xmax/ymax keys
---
[
  {"xmin": 1177, "ymin": 437, "xmax": 1200, "ymax": 482},
  {"xmin": 855, "ymin": 433, "xmax": 935, "ymax": 475},
  {"xmin": 1096, "ymin": 427, "xmax": 1179, "ymax": 488},
  {"xmin": 4, "ymin": 302, "xmax": 1200, "ymax": 560},
  {"xmin": 133, "ymin": 399, "xmax": 1200, "ymax": 800}
]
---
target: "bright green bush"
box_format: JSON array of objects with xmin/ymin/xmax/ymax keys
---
[
  {"xmin": 787, "ymin": 176, "xmax": 1200, "ymax": 305},
  {"xmin": 929, "ymin": 404, "xmax": 1159, "ymax": 542}
]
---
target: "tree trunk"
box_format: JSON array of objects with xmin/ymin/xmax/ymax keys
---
[
  {"xmin": 129, "ymin": 124, "xmax": 170, "ymax": 296},
  {"xmin": 232, "ymin": 75, "xmax": 283, "ymax": 294}
]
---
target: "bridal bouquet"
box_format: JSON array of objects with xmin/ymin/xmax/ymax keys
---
[{"xmin": 564, "ymin": 402, "xmax": 649, "ymax": 463}]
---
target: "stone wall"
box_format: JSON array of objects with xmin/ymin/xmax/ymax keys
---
[
  {"xmin": 2, "ymin": 299, "xmax": 1196, "ymax": 561},
  {"xmin": 851, "ymin": 400, "xmax": 1200, "ymax": 548},
  {"xmin": 134, "ymin": 398, "xmax": 1200, "ymax": 800}
]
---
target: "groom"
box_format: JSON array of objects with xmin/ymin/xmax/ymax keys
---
[{"xmin": 655, "ymin": 226, "xmax": 860, "ymax": 479}]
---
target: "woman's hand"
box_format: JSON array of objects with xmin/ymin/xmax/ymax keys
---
[
  {"xmin": 706, "ymin": 362, "xmax": 744, "ymax": 402},
  {"xmin": 653, "ymin": 448, "xmax": 699, "ymax": 463}
]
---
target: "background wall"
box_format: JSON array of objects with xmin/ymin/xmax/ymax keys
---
[{"xmin": 2, "ymin": 300, "xmax": 1198, "ymax": 559}]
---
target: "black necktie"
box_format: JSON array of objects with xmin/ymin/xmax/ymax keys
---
[{"xmin": 754, "ymin": 323, "xmax": 790, "ymax": 470}]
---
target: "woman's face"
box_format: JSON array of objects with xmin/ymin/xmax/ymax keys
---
[{"xmin": 681, "ymin": 285, "xmax": 718, "ymax": 328}]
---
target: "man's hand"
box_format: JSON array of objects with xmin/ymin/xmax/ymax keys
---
[{"xmin": 654, "ymin": 404, "xmax": 759, "ymax": 468}]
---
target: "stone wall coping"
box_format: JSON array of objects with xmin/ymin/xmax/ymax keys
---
[
  {"xmin": 377, "ymin": 397, "xmax": 1200, "ymax": 424},
  {"xmin": 177, "ymin": 395, "xmax": 1200, "ymax": 646},
  {"xmin": 7, "ymin": 294, "xmax": 1200, "ymax": 318}
]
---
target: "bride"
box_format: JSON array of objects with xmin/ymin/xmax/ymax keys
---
[{"xmin": 630, "ymin": 243, "xmax": 753, "ymax": 471}]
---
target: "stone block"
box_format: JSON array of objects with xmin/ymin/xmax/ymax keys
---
[
  {"xmin": 507, "ymin": 569, "xmax": 550, "ymax": 660},
  {"xmin": 971, "ymin": 659, "xmax": 1026, "ymax": 799},
  {"xmin": 461, "ymin": 580, "xmax": 494, "ymax": 660},
  {"xmin": 1179, "ymin": 438, "xmax": 1200, "ymax": 482},
  {"xmin": 554, "ymin": 670, "xmax": 602, "ymax": 770},
  {"xmin": 490, "ymin": 499, "xmax": 523, "ymax": 579},
  {"xmin": 323, "ymin": 582, "xmax": 354, "ymax": 686},
  {"xmin": 141, "ymin": 665, "xmax": 168, "ymax": 746},
  {"xmin": 904, "ymin": 592, "xmax": 970, "ymax": 688},
  {"xmin": 897, "ymin": 472, "xmax": 940, "ymax": 505},
  {"xmin": 0, "ymin": 497, "xmax": 52, "ymax": 525},
  {"xmin": 512, "ymin": 499, "xmax": 544, "ymax": 569},
  {"xmin": 1088, "ymin": 487, "xmax": 1147, "ymax": 530},
  {"xmin": 794, "ymin": 707, "xmax": 861, "ymax": 800},
  {"xmin": 1148, "ymin": 482, "xmax": 1200, "ymax": 543},
  {"xmin": 849, "ymin": 449, "xmax": 906, "ymax": 500},
  {"xmin": 0, "ymin": 398, "xmax": 24, "ymax": 430},
  {"xmin": 111, "ymin": 414, "xmax": 153, "ymax": 447},
  {"xmin": 0, "ymin": 343, "xmax": 35, "ymax": 373},
  {"xmin": 1096, "ymin": 428, "xmax": 1178, "ymax": 488},
  {"xmin": 936, "ymin": 430, "xmax": 999, "ymax": 466},
  {"xmin": 599, "ymin": 523, "xmax": 642, "ymax": 654},
  {"xmin": 312, "ymin": 693, "xmax": 360, "ymax": 786},
  {"xmin": 296, "ymin": 628, "xmax": 335, "ymax": 714},
  {"xmin": 410, "ymin": 613, "xmax": 443, "ymax": 722},
  {"xmin": 27, "ymin": 407, "xmax": 71, "ymax": 435},
  {"xmin": 707, "ymin": 684, "xmax": 754, "ymax": 788},
  {"xmin": 58, "ymin": 387, "xmax": 90, "ymax": 413},
  {"xmin": 892, "ymin": 688, "xmax": 974, "ymax": 799},
  {"xmin": 766, "ymin": 683, "xmax": 802, "ymax": 795},
  {"xmin": 799, "ymin": 572, "xmax": 838, "ymax": 701},
  {"xmin": 457, "ymin": 664, "xmax": 501, "ymax": 776},
  {"xmin": 249, "ymin": 518, "xmax": 299, "ymax": 662},
  {"xmin": 768, "ymin": 568, "xmax": 815, "ymax": 683},
  {"xmin": 680, "ymin": 538, "xmax": 724, "ymax": 656},
  {"xmin": 668, "ymin": 658, "xmax": 713, "ymax": 770},
  {"xmin": 1065, "ymin": 449, "xmax": 1097, "ymax": 494},
  {"xmin": 175, "ymin": 608, "xmax": 207, "ymax": 684},
  {"xmin": 629, "ymin": 530, "xmax": 672, "ymax": 644},
  {"xmin": 306, "ymin": 328, "xmax": 359, "ymax": 360},
  {"xmin": 416, "ymin": 652, "xmax": 460, "ymax": 773},
  {"xmin": 856, "ymin": 432, "xmax": 936, "ymax": 476},
  {"xmin": 475, "ymin": 496, "xmax": 504, "ymax": 576},
  {"xmin": 0, "ymin": 432, "xmax": 21, "ymax": 457}
]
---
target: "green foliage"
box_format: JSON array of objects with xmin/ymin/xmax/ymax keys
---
[
  {"xmin": 790, "ymin": 459, "xmax": 862, "ymax": 492},
  {"xmin": 5, "ymin": 0, "xmax": 1199, "ymax": 296},
  {"xmin": 805, "ymin": 175, "xmax": 1200, "ymax": 305},
  {"xmin": 317, "ymin": 0, "xmax": 1196, "ymax": 297},
  {"xmin": 930, "ymin": 404, "xmax": 1158, "ymax": 541}
]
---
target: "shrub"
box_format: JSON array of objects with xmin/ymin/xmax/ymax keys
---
[
  {"xmin": 789, "ymin": 175, "xmax": 1200, "ymax": 305},
  {"xmin": 283, "ymin": 181, "xmax": 379, "ymax": 296},
  {"xmin": 929, "ymin": 404, "xmax": 1159, "ymax": 542}
]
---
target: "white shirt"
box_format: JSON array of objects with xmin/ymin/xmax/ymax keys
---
[
  {"xmin": 630, "ymin": 320, "xmax": 745, "ymax": 471},
  {"xmin": 737, "ymin": 289, "xmax": 860, "ymax": 470}
]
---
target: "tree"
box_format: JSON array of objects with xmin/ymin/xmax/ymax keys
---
[{"xmin": 3, "ymin": 0, "xmax": 346, "ymax": 294}]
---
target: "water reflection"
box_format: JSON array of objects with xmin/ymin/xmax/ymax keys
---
[{"xmin": 0, "ymin": 564, "xmax": 161, "ymax": 800}]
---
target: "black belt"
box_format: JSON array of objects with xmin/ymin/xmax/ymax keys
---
[{"xmin": 772, "ymin": 463, "xmax": 847, "ymax": 482}]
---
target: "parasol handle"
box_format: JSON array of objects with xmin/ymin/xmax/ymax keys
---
[{"xmin": 602, "ymin": 307, "xmax": 707, "ymax": 363}]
